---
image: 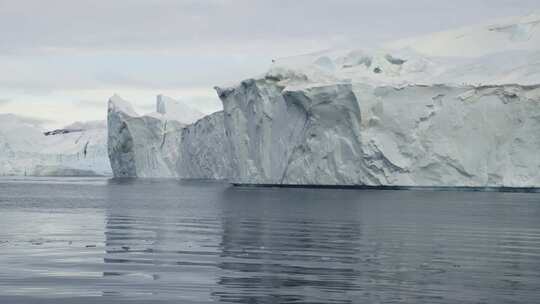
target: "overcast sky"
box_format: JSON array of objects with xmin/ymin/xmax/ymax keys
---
[{"xmin": 0, "ymin": 0, "xmax": 538, "ymax": 128}]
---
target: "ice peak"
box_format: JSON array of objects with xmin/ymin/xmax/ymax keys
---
[
  {"xmin": 108, "ymin": 94, "xmax": 138, "ymax": 117},
  {"xmin": 154, "ymin": 94, "xmax": 205, "ymax": 124},
  {"xmin": 156, "ymin": 94, "xmax": 173, "ymax": 115}
]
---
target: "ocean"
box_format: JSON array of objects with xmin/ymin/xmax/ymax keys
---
[{"xmin": 0, "ymin": 177, "xmax": 539, "ymax": 303}]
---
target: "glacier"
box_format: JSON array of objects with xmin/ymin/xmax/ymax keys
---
[
  {"xmin": 0, "ymin": 114, "xmax": 111, "ymax": 176},
  {"xmin": 108, "ymin": 12, "xmax": 540, "ymax": 187}
]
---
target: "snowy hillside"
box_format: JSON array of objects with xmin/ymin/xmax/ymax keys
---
[
  {"xmin": 386, "ymin": 13, "xmax": 540, "ymax": 57},
  {"xmin": 270, "ymin": 12, "xmax": 540, "ymax": 87}
]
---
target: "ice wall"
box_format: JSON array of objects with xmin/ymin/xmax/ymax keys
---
[
  {"xmin": 107, "ymin": 95, "xmax": 230, "ymax": 179},
  {"xmin": 217, "ymin": 79, "xmax": 540, "ymax": 187}
]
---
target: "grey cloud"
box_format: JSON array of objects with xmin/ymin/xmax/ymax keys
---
[
  {"xmin": 0, "ymin": 0, "xmax": 538, "ymax": 117},
  {"xmin": 94, "ymin": 72, "xmax": 163, "ymax": 89},
  {"xmin": 18, "ymin": 116, "xmax": 55, "ymax": 127},
  {"xmin": 73, "ymin": 99, "xmax": 107, "ymax": 109},
  {"xmin": 1, "ymin": 0, "xmax": 539, "ymax": 55},
  {"xmin": 0, "ymin": 113, "xmax": 55, "ymax": 127},
  {"xmin": 0, "ymin": 98, "xmax": 11, "ymax": 105}
]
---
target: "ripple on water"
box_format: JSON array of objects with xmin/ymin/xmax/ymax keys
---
[{"xmin": 0, "ymin": 178, "xmax": 539, "ymax": 303}]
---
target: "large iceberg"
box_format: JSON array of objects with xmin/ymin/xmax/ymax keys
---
[
  {"xmin": 108, "ymin": 13, "xmax": 540, "ymax": 187},
  {"xmin": 217, "ymin": 81, "xmax": 540, "ymax": 187}
]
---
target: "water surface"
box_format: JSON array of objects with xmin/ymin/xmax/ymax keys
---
[{"xmin": 0, "ymin": 177, "xmax": 539, "ymax": 303}]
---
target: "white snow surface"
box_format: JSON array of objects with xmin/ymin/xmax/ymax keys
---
[
  {"xmin": 269, "ymin": 12, "xmax": 540, "ymax": 87},
  {"xmin": 108, "ymin": 12, "xmax": 540, "ymax": 187},
  {"xmin": 386, "ymin": 12, "xmax": 540, "ymax": 57}
]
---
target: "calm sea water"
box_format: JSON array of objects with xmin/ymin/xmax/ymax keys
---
[{"xmin": 0, "ymin": 177, "xmax": 539, "ymax": 304}]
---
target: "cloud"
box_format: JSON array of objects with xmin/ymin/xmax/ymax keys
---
[
  {"xmin": 72, "ymin": 99, "xmax": 107, "ymax": 109},
  {"xmin": 17, "ymin": 115, "xmax": 55, "ymax": 127},
  {"xmin": 1, "ymin": 0, "xmax": 538, "ymax": 125},
  {"xmin": 0, "ymin": 96, "xmax": 106, "ymax": 128},
  {"xmin": 0, "ymin": 98, "xmax": 11, "ymax": 105},
  {"xmin": 0, "ymin": 113, "xmax": 55, "ymax": 127},
  {"xmin": 2, "ymin": 0, "xmax": 538, "ymax": 55}
]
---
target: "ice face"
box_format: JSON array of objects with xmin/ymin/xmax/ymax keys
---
[
  {"xmin": 108, "ymin": 95, "xmax": 179, "ymax": 177},
  {"xmin": 216, "ymin": 80, "xmax": 540, "ymax": 187},
  {"xmin": 107, "ymin": 95, "xmax": 229, "ymax": 179},
  {"xmin": 108, "ymin": 81, "xmax": 540, "ymax": 187}
]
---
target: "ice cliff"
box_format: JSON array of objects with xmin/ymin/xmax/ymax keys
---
[
  {"xmin": 217, "ymin": 81, "xmax": 540, "ymax": 187},
  {"xmin": 108, "ymin": 95, "xmax": 230, "ymax": 178},
  {"xmin": 108, "ymin": 13, "xmax": 540, "ymax": 187}
]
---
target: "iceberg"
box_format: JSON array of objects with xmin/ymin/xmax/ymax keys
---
[
  {"xmin": 217, "ymin": 80, "xmax": 540, "ymax": 187},
  {"xmin": 108, "ymin": 13, "xmax": 540, "ymax": 187},
  {"xmin": 107, "ymin": 95, "xmax": 230, "ymax": 178}
]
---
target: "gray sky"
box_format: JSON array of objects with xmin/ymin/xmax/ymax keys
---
[{"xmin": 0, "ymin": 0, "xmax": 538, "ymax": 128}]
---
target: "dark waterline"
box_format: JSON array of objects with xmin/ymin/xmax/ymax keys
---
[
  {"xmin": 232, "ymin": 183, "xmax": 540, "ymax": 193},
  {"xmin": 0, "ymin": 177, "xmax": 539, "ymax": 303}
]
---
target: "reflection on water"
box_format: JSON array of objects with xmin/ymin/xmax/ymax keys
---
[{"xmin": 0, "ymin": 177, "xmax": 539, "ymax": 303}]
